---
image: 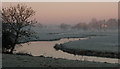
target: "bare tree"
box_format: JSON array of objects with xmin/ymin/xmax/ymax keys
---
[{"xmin": 2, "ymin": 4, "xmax": 37, "ymax": 53}]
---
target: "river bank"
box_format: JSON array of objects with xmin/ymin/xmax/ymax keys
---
[
  {"xmin": 54, "ymin": 44, "xmax": 119, "ymax": 58},
  {"xmin": 3, "ymin": 31, "xmax": 119, "ymax": 67},
  {"xmin": 14, "ymin": 37, "xmax": 119, "ymax": 64},
  {"xmin": 2, "ymin": 54, "xmax": 119, "ymax": 67},
  {"xmin": 54, "ymin": 34, "xmax": 119, "ymax": 59}
]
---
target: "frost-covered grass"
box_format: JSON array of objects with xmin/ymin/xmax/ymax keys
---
[
  {"xmin": 20, "ymin": 26, "xmax": 118, "ymax": 41},
  {"xmin": 20, "ymin": 27, "xmax": 118, "ymax": 54},
  {"xmin": 62, "ymin": 33, "xmax": 118, "ymax": 53},
  {"xmin": 2, "ymin": 54, "xmax": 119, "ymax": 67},
  {"xmin": 30, "ymin": 27, "xmax": 118, "ymax": 41}
]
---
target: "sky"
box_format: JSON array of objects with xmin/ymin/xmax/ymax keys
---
[
  {"xmin": 2, "ymin": 2, "xmax": 118, "ymax": 25},
  {"xmin": 1, "ymin": 0, "xmax": 119, "ymax": 2}
]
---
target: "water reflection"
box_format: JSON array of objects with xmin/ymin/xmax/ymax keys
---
[{"xmin": 14, "ymin": 38, "xmax": 119, "ymax": 64}]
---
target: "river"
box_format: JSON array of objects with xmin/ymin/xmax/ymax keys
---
[{"xmin": 14, "ymin": 37, "xmax": 119, "ymax": 64}]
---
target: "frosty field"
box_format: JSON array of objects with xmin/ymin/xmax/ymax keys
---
[
  {"xmin": 61, "ymin": 33, "xmax": 118, "ymax": 53},
  {"xmin": 18, "ymin": 27, "xmax": 119, "ymax": 59},
  {"xmin": 31, "ymin": 27, "xmax": 119, "ymax": 53}
]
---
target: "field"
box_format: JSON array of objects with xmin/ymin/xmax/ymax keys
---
[
  {"xmin": 17, "ymin": 26, "xmax": 119, "ymax": 58},
  {"xmin": 61, "ymin": 33, "xmax": 118, "ymax": 53},
  {"xmin": 29, "ymin": 27, "xmax": 119, "ymax": 53},
  {"xmin": 2, "ymin": 54, "xmax": 118, "ymax": 67},
  {"xmin": 53, "ymin": 29, "xmax": 118, "ymax": 58},
  {"xmin": 21, "ymin": 27, "xmax": 118, "ymax": 41},
  {"xmin": 2, "ymin": 2, "xmax": 119, "ymax": 68}
]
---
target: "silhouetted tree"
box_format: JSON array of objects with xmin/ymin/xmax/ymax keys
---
[
  {"xmin": 106, "ymin": 18, "xmax": 118, "ymax": 29},
  {"xmin": 72, "ymin": 22, "xmax": 88, "ymax": 30},
  {"xmin": 2, "ymin": 4, "xmax": 37, "ymax": 53},
  {"xmin": 60, "ymin": 23, "xmax": 70, "ymax": 30}
]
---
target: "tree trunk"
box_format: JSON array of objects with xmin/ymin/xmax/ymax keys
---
[
  {"xmin": 9, "ymin": 43, "xmax": 16, "ymax": 54},
  {"xmin": 9, "ymin": 31, "xmax": 19, "ymax": 54}
]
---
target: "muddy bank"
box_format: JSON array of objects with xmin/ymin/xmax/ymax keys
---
[{"xmin": 54, "ymin": 44, "xmax": 119, "ymax": 59}]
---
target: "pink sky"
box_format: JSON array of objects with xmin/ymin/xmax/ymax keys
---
[{"xmin": 2, "ymin": 2, "xmax": 118, "ymax": 25}]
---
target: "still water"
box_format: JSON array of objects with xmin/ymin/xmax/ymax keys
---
[{"xmin": 14, "ymin": 38, "xmax": 119, "ymax": 64}]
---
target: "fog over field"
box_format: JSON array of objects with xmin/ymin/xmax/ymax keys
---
[{"xmin": 2, "ymin": 2, "xmax": 119, "ymax": 67}]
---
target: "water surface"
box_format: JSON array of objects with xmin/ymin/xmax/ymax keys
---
[{"xmin": 14, "ymin": 38, "xmax": 119, "ymax": 64}]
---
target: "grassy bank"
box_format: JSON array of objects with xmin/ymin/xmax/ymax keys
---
[
  {"xmin": 2, "ymin": 54, "xmax": 119, "ymax": 67},
  {"xmin": 19, "ymin": 31, "xmax": 111, "ymax": 43},
  {"xmin": 54, "ymin": 44, "xmax": 119, "ymax": 58},
  {"xmin": 54, "ymin": 34, "xmax": 119, "ymax": 58}
]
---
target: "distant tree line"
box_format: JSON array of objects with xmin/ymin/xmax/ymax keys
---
[{"xmin": 59, "ymin": 18, "xmax": 118, "ymax": 31}]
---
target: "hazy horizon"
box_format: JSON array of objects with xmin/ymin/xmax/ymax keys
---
[{"xmin": 2, "ymin": 2, "xmax": 118, "ymax": 25}]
